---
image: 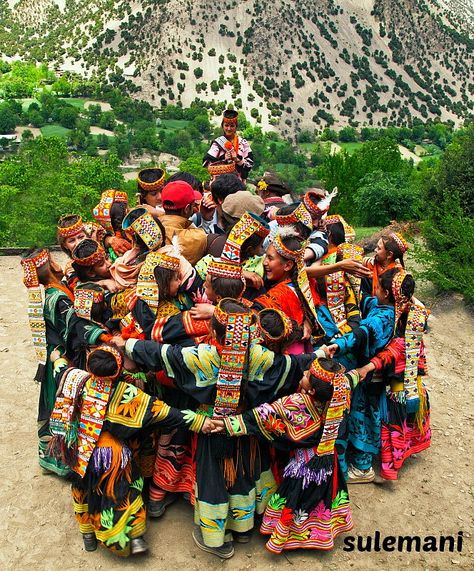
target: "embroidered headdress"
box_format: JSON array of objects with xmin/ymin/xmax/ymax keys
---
[
  {"xmin": 391, "ymin": 270, "xmax": 429, "ymax": 413},
  {"xmin": 275, "ymin": 202, "xmax": 313, "ymax": 232},
  {"xmin": 284, "ymin": 358, "xmax": 351, "ymax": 488},
  {"xmin": 222, "ymin": 109, "xmax": 238, "ymax": 125},
  {"xmin": 57, "ymin": 214, "xmax": 84, "ymax": 239},
  {"xmin": 325, "ymin": 214, "xmax": 355, "ymax": 243},
  {"xmin": 303, "ymin": 187, "xmax": 338, "ymax": 218},
  {"xmin": 21, "ymin": 249, "xmax": 49, "ymax": 379},
  {"xmin": 212, "ymin": 298, "xmax": 253, "ymax": 418},
  {"xmin": 136, "ymin": 251, "xmax": 180, "ymax": 314},
  {"xmin": 122, "ymin": 207, "xmax": 164, "ymax": 251},
  {"xmin": 74, "ymin": 283, "xmax": 105, "ymax": 321},
  {"xmin": 93, "ymin": 189, "xmax": 129, "ymax": 234},
  {"xmin": 390, "ymin": 232, "xmax": 409, "ymax": 254},
  {"xmin": 49, "ymin": 345, "xmax": 124, "ymax": 477},
  {"xmin": 272, "ymin": 229, "xmax": 318, "ymax": 321},
  {"xmin": 137, "ymin": 167, "xmax": 166, "ymax": 192},
  {"xmin": 208, "ymin": 211, "xmax": 270, "ymax": 281},
  {"xmin": 71, "ymin": 239, "xmax": 106, "ymax": 267},
  {"xmin": 337, "ymin": 242, "xmax": 365, "ymax": 304}
]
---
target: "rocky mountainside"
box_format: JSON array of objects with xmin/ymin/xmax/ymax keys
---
[{"xmin": 1, "ymin": 0, "xmax": 473, "ymax": 133}]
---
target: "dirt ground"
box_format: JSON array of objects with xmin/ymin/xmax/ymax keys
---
[{"xmin": 0, "ymin": 255, "xmax": 473, "ymax": 571}]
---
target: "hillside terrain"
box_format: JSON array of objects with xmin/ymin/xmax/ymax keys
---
[{"xmin": 0, "ymin": 0, "xmax": 473, "ymax": 133}]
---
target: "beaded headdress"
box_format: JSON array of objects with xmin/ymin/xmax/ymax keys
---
[
  {"xmin": 309, "ymin": 358, "xmax": 350, "ymax": 456},
  {"xmin": 336, "ymin": 242, "xmax": 365, "ymax": 305},
  {"xmin": 390, "ymin": 232, "xmax": 409, "ymax": 254},
  {"xmin": 272, "ymin": 230, "xmax": 318, "ymax": 321},
  {"xmin": 325, "ymin": 214, "xmax": 355, "ymax": 243},
  {"xmin": 57, "ymin": 214, "xmax": 84, "ymax": 239},
  {"xmin": 137, "ymin": 168, "xmax": 166, "ymax": 192},
  {"xmin": 391, "ymin": 269, "xmax": 410, "ymax": 326},
  {"xmin": 212, "ymin": 299, "xmax": 253, "ymax": 418},
  {"xmin": 404, "ymin": 300, "xmax": 430, "ymax": 413},
  {"xmin": 74, "ymin": 284, "xmax": 105, "ymax": 321},
  {"xmin": 275, "ymin": 202, "xmax": 313, "ymax": 231},
  {"xmin": 136, "ymin": 251, "xmax": 180, "ymax": 314},
  {"xmin": 208, "ymin": 211, "xmax": 270, "ymax": 281},
  {"xmin": 72, "ymin": 239, "xmax": 106, "ymax": 267},
  {"xmin": 284, "ymin": 357, "xmax": 351, "ymax": 488},
  {"xmin": 21, "ymin": 249, "xmax": 49, "ymax": 372},
  {"xmin": 86, "ymin": 345, "xmax": 123, "ymax": 380},
  {"xmin": 303, "ymin": 187, "xmax": 338, "ymax": 219},
  {"xmin": 93, "ymin": 189, "xmax": 129, "ymax": 234},
  {"xmin": 222, "ymin": 109, "xmax": 238, "ymax": 125},
  {"xmin": 122, "ymin": 207, "xmax": 164, "ymax": 251},
  {"xmin": 50, "ymin": 345, "xmax": 123, "ymax": 478}
]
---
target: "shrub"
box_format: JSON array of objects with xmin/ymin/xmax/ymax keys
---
[
  {"xmin": 354, "ymin": 170, "xmax": 422, "ymax": 226},
  {"xmin": 417, "ymin": 124, "xmax": 474, "ymax": 301}
]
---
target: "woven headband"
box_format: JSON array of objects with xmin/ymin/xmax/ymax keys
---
[
  {"xmin": 390, "ymin": 232, "xmax": 409, "ymax": 254},
  {"xmin": 72, "ymin": 241, "xmax": 106, "ymax": 267},
  {"xmin": 208, "ymin": 258, "xmax": 242, "ymax": 280},
  {"xmin": 122, "ymin": 208, "xmax": 164, "ymax": 251},
  {"xmin": 21, "ymin": 250, "xmax": 49, "ymax": 288},
  {"xmin": 87, "ymin": 345, "xmax": 123, "ymax": 380},
  {"xmin": 137, "ymin": 169, "xmax": 166, "ymax": 192},
  {"xmin": 136, "ymin": 251, "xmax": 180, "ymax": 313},
  {"xmin": 57, "ymin": 215, "xmax": 84, "ymax": 238},
  {"xmin": 273, "ymin": 232, "xmax": 305, "ymax": 262},
  {"xmin": 309, "ymin": 358, "xmax": 340, "ymax": 384},
  {"xmin": 275, "ymin": 202, "xmax": 313, "ymax": 231}
]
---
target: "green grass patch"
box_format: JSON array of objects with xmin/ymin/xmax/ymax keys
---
[
  {"xmin": 355, "ymin": 226, "xmax": 382, "ymax": 240},
  {"xmin": 160, "ymin": 119, "xmax": 191, "ymax": 129},
  {"xmin": 59, "ymin": 98, "xmax": 87, "ymax": 109},
  {"xmin": 298, "ymin": 142, "xmax": 319, "ymax": 152},
  {"xmin": 338, "ymin": 142, "xmax": 364, "ymax": 154},
  {"xmin": 40, "ymin": 124, "xmax": 71, "ymax": 138}
]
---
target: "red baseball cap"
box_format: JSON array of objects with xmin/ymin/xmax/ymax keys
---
[{"xmin": 161, "ymin": 181, "xmax": 195, "ymax": 210}]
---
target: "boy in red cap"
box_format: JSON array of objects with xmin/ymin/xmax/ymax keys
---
[{"xmin": 159, "ymin": 180, "xmax": 207, "ymax": 265}]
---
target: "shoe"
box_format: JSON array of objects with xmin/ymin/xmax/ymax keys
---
[
  {"xmin": 148, "ymin": 494, "xmax": 177, "ymax": 518},
  {"xmin": 192, "ymin": 527, "xmax": 234, "ymax": 559},
  {"xmin": 233, "ymin": 531, "xmax": 251, "ymax": 544},
  {"xmin": 347, "ymin": 465, "xmax": 375, "ymax": 484},
  {"xmin": 82, "ymin": 532, "xmax": 98, "ymax": 552},
  {"xmin": 130, "ymin": 536, "xmax": 149, "ymax": 555}
]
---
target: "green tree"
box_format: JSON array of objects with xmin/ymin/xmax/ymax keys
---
[
  {"xmin": 0, "ymin": 104, "xmax": 18, "ymax": 134},
  {"xmin": 178, "ymin": 155, "xmax": 210, "ymax": 181},
  {"xmin": 418, "ymin": 124, "xmax": 474, "ymax": 300}
]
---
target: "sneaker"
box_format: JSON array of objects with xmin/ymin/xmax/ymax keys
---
[
  {"xmin": 130, "ymin": 536, "xmax": 149, "ymax": 555},
  {"xmin": 347, "ymin": 465, "xmax": 375, "ymax": 484},
  {"xmin": 148, "ymin": 494, "xmax": 177, "ymax": 518},
  {"xmin": 82, "ymin": 532, "xmax": 98, "ymax": 552},
  {"xmin": 192, "ymin": 527, "xmax": 234, "ymax": 559}
]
